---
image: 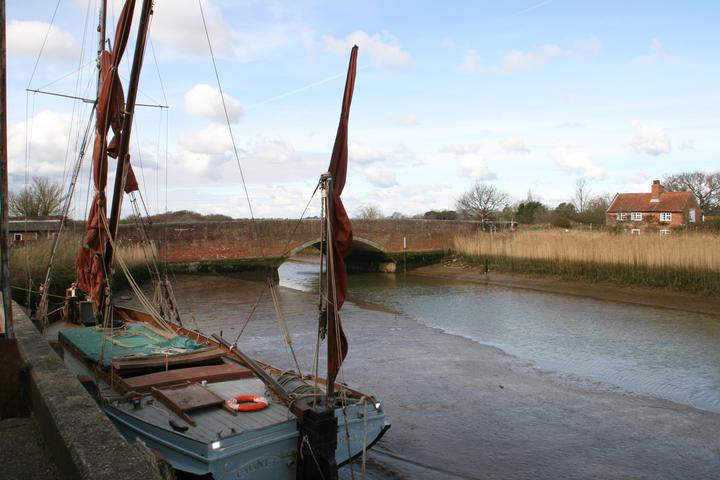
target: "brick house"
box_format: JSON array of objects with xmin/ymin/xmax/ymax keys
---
[{"xmin": 606, "ymin": 180, "xmax": 701, "ymax": 235}]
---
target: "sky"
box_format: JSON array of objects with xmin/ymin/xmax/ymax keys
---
[{"xmin": 5, "ymin": 0, "xmax": 720, "ymax": 219}]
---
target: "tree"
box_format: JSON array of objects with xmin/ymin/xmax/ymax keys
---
[
  {"xmin": 516, "ymin": 201, "xmax": 547, "ymax": 224},
  {"xmin": 456, "ymin": 183, "xmax": 510, "ymax": 222},
  {"xmin": 663, "ymin": 171, "xmax": 720, "ymax": 215},
  {"xmin": 10, "ymin": 177, "xmax": 64, "ymax": 217},
  {"xmin": 571, "ymin": 178, "xmax": 591, "ymax": 214},
  {"xmin": 356, "ymin": 204, "xmax": 384, "ymax": 219},
  {"xmin": 576, "ymin": 194, "xmax": 610, "ymax": 225},
  {"xmin": 551, "ymin": 202, "xmax": 576, "ymax": 228},
  {"xmin": 423, "ymin": 209, "xmax": 458, "ymax": 220}
]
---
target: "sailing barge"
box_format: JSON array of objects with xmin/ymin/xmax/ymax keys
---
[{"xmin": 36, "ymin": 0, "xmax": 388, "ymax": 478}]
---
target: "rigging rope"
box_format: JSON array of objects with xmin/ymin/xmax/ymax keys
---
[{"xmin": 197, "ymin": 0, "xmax": 266, "ymax": 259}]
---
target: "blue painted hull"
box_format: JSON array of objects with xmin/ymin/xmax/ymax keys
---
[{"xmin": 106, "ymin": 402, "xmax": 388, "ymax": 479}]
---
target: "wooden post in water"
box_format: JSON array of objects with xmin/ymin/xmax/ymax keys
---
[{"xmin": 0, "ymin": 0, "xmax": 13, "ymax": 337}]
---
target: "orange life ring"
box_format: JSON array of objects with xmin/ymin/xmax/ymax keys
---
[{"xmin": 226, "ymin": 395, "xmax": 268, "ymax": 412}]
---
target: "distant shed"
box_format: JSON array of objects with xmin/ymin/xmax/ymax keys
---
[{"xmin": 7, "ymin": 216, "xmax": 65, "ymax": 244}]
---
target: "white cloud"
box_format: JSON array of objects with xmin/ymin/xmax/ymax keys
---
[
  {"xmin": 151, "ymin": 0, "xmax": 234, "ymax": 57},
  {"xmin": 250, "ymin": 141, "xmax": 296, "ymax": 164},
  {"xmin": 363, "ymin": 167, "xmax": 398, "ymax": 188},
  {"xmin": 501, "ymin": 43, "xmax": 569, "ymax": 73},
  {"xmin": 500, "ymin": 136, "xmax": 530, "ymax": 153},
  {"xmin": 450, "ymin": 152, "xmax": 496, "ymax": 181},
  {"xmin": 323, "ymin": 30, "xmax": 412, "ymax": 71},
  {"xmin": 179, "ymin": 123, "xmax": 234, "ymax": 155},
  {"xmin": 350, "ymin": 142, "xmax": 384, "ymax": 164},
  {"xmin": 553, "ymin": 150, "xmax": 605, "ymax": 179},
  {"xmin": 7, "ymin": 20, "xmax": 79, "ymax": 60},
  {"xmin": 632, "ymin": 38, "xmax": 667, "ymax": 65},
  {"xmin": 679, "ymin": 141, "xmax": 695, "ymax": 151},
  {"xmin": 438, "ymin": 144, "xmax": 502, "ymax": 181},
  {"xmin": 184, "ymin": 84, "xmax": 244, "ymax": 123},
  {"xmin": 459, "ymin": 49, "xmax": 481, "ymax": 73},
  {"xmin": 395, "ymin": 114, "xmax": 420, "ymax": 126},
  {"xmin": 632, "ymin": 51, "xmax": 667, "ymax": 65},
  {"xmin": 630, "ymin": 120, "xmax": 671, "ymax": 156},
  {"xmin": 180, "ymin": 152, "xmax": 212, "ymax": 176},
  {"xmin": 8, "ymin": 110, "xmax": 73, "ymax": 179}
]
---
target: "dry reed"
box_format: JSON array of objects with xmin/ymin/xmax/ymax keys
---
[
  {"xmin": 9, "ymin": 235, "xmax": 152, "ymax": 303},
  {"xmin": 454, "ymin": 230, "xmax": 720, "ymax": 293}
]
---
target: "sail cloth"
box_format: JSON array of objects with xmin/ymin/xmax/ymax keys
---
[
  {"xmin": 76, "ymin": 0, "xmax": 139, "ymax": 307},
  {"xmin": 326, "ymin": 45, "xmax": 358, "ymax": 388}
]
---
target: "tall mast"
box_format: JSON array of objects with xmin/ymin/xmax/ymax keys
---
[
  {"xmin": 97, "ymin": 0, "xmax": 107, "ymax": 94},
  {"xmin": 103, "ymin": 0, "xmax": 153, "ymax": 285},
  {"xmin": 0, "ymin": 0, "xmax": 12, "ymax": 337}
]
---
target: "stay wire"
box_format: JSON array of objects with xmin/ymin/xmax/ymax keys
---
[
  {"xmin": 26, "ymin": 0, "xmax": 63, "ymax": 89},
  {"xmin": 197, "ymin": 0, "xmax": 265, "ymax": 259}
]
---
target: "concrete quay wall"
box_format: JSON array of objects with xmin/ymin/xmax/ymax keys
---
[{"xmin": 12, "ymin": 304, "xmax": 166, "ymax": 480}]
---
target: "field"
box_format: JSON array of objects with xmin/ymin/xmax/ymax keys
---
[{"xmin": 453, "ymin": 230, "xmax": 720, "ymax": 294}]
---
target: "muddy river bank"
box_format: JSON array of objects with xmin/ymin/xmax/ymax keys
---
[{"xmin": 127, "ymin": 261, "xmax": 720, "ymax": 479}]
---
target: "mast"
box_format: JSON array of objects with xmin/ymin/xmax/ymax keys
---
[
  {"xmin": 97, "ymin": 0, "xmax": 107, "ymax": 94},
  {"xmin": 103, "ymin": 0, "xmax": 153, "ymax": 289},
  {"xmin": 0, "ymin": 0, "xmax": 12, "ymax": 337}
]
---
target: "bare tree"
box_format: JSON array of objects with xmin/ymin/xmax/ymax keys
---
[
  {"xmin": 456, "ymin": 182, "xmax": 510, "ymax": 221},
  {"xmin": 663, "ymin": 171, "xmax": 720, "ymax": 214},
  {"xmin": 356, "ymin": 203, "xmax": 384, "ymax": 219},
  {"xmin": 571, "ymin": 178, "xmax": 591, "ymax": 213},
  {"xmin": 10, "ymin": 177, "xmax": 65, "ymax": 217}
]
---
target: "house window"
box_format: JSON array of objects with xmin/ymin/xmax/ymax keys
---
[
  {"xmin": 631, "ymin": 229, "xmax": 641, "ymax": 236},
  {"xmin": 660, "ymin": 229, "xmax": 671, "ymax": 236},
  {"xmin": 616, "ymin": 212, "xmax": 627, "ymax": 221},
  {"xmin": 630, "ymin": 212, "xmax": 642, "ymax": 221},
  {"xmin": 13, "ymin": 233, "xmax": 22, "ymax": 241},
  {"xmin": 688, "ymin": 209, "xmax": 696, "ymax": 223},
  {"xmin": 660, "ymin": 212, "xmax": 672, "ymax": 222}
]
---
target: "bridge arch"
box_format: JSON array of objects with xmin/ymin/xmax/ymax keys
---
[{"xmin": 283, "ymin": 236, "xmax": 396, "ymax": 272}]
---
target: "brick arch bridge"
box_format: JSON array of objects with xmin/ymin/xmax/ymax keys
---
[{"xmin": 120, "ymin": 219, "xmax": 480, "ymax": 273}]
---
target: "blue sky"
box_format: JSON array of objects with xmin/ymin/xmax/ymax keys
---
[{"xmin": 5, "ymin": 0, "xmax": 720, "ymax": 218}]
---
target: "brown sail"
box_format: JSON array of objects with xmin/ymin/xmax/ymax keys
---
[
  {"xmin": 76, "ymin": 0, "xmax": 139, "ymax": 307},
  {"xmin": 326, "ymin": 45, "xmax": 358, "ymax": 388}
]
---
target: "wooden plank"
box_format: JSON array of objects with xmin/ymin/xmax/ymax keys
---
[
  {"xmin": 150, "ymin": 383, "xmax": 226, "ymax": 428},
  {"xmin": 116, "ymin": 363, "xmax": 254, "ymax": 393},
  {"xmin": 111, "ymin": 347, "xmax": 224, "ymax": 372}
]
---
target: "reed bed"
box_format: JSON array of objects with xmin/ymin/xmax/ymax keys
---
[
  {"xmin": 454, "ymin": 230, "xmax": 720, "ymax": 294},
  {"xmin": 9, "ymin": 235, "xmax": 152, "ymax": 304}
]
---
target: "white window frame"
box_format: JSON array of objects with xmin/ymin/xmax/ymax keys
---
[
  {"xmin": 660, "ymin": 212, "xmax": 672, "ymax": 222},
  {"xmin": 660, "ymin": 229, "xmax": 671, "ymax": 236},
  {"xmin": 688, "ymin": 209, "xmax": 696, "ymax": 223},
  {"xmin": 631, "ymin": 229, "xmax": 641, "ymax": 236},
  {"xmin": 630, "ymin": 212, "xmax": 642, "ymax": 221},
  {"xmin": 616, "ymin": 212, "xmax": 626, "ymax": 221},
  {"xmin": 13, "ymin": 233, "xmax": 22, "ymax": 241}
]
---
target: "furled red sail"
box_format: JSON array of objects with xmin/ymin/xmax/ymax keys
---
[
  {"xmin": 326, "ymin": 45, "xmax": 358, "ymax": 388},
  {"xmin": 76, "ymin": 0, "xmax": 139, "ymax": 307}
]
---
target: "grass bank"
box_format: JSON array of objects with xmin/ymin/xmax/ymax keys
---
[
  {"xmin": 453, "ymin": 230, "xmax": 720, "ymax": 294},
  {"xmin": 9, "ymin": 235, "xmax": 150, "ymax": 306}
]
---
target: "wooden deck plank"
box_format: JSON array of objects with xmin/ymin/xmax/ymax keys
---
[
  {"xmin": 111, "ymin": 347, "xmax": 224, "ymax": 372},
  {"xmin": 116, "ymin": 364, "xmax": 254, "ymax": 393}
]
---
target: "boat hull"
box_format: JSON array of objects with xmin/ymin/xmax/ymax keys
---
[{"xmin": 106, "ymin": 401, "xmax": 388, "ymax": 479}]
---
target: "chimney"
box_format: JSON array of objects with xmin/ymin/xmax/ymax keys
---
[{"xmin": 651, "ymin": 180, "xmax": 664, "ymax": 200}]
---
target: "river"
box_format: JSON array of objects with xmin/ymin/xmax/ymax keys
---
[{"xmin": 157, "ymin": 259, "xmax": 720, "ymax": 479}]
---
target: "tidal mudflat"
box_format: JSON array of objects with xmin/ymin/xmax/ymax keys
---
[{"xmin": 142, "ymin": 265, "xmax": 720, "ymax": 479}]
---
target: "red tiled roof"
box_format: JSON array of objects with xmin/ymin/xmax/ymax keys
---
[{"xmin": 607, "ymin": 191, "xmax": 695, "ymax": 213}]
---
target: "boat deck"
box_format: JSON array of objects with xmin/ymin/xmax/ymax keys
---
[{"xmin": 110, "ymin": 377, "xmax": 295, "ymax": 443}]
